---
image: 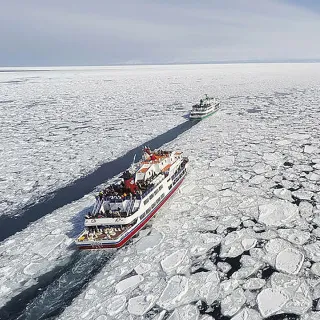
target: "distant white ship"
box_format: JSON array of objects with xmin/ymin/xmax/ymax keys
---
[
  {"xmin": 189, "ymin": 94, "xmax": 220, "ymax": 120},
  {"xmin": 75, "ymin": 147, "xmax": 188, "ymax": 249}
]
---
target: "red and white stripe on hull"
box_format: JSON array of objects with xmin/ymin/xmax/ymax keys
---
[{"xmin": 78, "ymin": 175, "xmax": 185, "ymax": 250}]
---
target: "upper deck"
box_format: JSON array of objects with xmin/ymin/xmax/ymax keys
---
[
  {"xmin": 191, "ymin": 95, "xmax": 218, "ymax": 111},
  {"xmin": 84, "ymin": 156, "xmax": 188, "ymax": 227}
]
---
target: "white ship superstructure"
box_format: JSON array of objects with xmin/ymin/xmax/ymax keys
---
[
  {"xmin": 189, "ymin": 94, "xmax": 220, "ymax": 120},
  {"xmin": 75, "ymin": 148, "xmax": 188, "ymax": 249}
]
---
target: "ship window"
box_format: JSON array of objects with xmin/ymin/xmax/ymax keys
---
[
  {"xmin": 144, "ymin": 198, "xmax": 149, "ymax": 205},
  {"xmin": 151, "ymin": 203, "xmax": 156, "ymax": 209},
  {"xmin": 146, "ymin": 208, "xmax": 151, "ymax": 214},
  {"xmin": 149, "ymin": 193, "xmax": 154, "ymax": 200},
  {"xmin": 159, "ymin": 185, "xmax": 163, "ymax": 190},
  {"xmin": 154, "ymin": 188, "xmax": 159, "ymax": 194},
  {"xmin": 156, "ymin": 197, "xmax": 161, "ymax": 204},
  {"xmin": 168, "ymin": 184, "xmax": 172, "ymax": 190},
  {"xmin": 161, "ymin": 193, "xmax": 165, "ymax": 199}
]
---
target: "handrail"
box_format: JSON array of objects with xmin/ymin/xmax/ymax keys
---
[
  {"xmin": 93, "ymin": 199, "xmax": 103, "ymax": 215},
  {"xmin": 126, "ymin": 199, "xmax": 135, "ymax": 215}
]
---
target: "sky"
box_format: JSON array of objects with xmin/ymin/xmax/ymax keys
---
[{"xmin": 1, "ymin": 0, "xmax": 320, "ymax": 67}]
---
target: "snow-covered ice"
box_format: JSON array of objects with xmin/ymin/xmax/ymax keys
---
[
  {"xmin": 257, "ymin": 288, "xmax": 289, "ymax": 318},
  {"xmin": 0, "ymin": 66, "xmax": 189, "ymax": 216},
  {"xmin": 275, "ymin": 247, "xmax": 304, "ymax": 275},
  {"xmin": 58, "ymin": 63, "xmax": 320, "ymax": 319},
  {"xmin": 258, "ymin": 200, "xmax": 300, "ymax": 227},
  {"xmin": 127, "ymin": 295, "xmax": 156, "ymax": 316},
  {"xmin": 115, "ymin": 275, "xmax": 144, "ymax": 294},
  {"xmin": 2, "ymin": 63, "xmax": 320, "ymax": 319}
]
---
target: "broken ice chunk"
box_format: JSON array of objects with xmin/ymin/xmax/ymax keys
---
[
  {"xmin": 105, "ymin": 295, "xmax": 126, "ymax": 316},
  {"xmin": 221, "ymin": 288, "xmax": 246, "ymax": 317},
  {"xmin": 242, "ymin": 278, "xmax": 266, "ymax": 290},
  {"xmin": 127, "ymin": 295, "xmax": 156, "ymax": 316},
  {"xmin": 258, "ymin": 200, "xmax": 299, "ymax": 227},
  {"xmin": 257, "ymin": 288, "xmax": 289, "ymax": 318},
  {"xmin": 160, "ymin": 249, "xmax": 188, "ymax": 276},
  {"xmin": 167, "ymin": 304, "xmax": 200, "ymax": 320},
  {"xmin": 115, "ymin": 275, "xmax": 144, "ymax": 294},
  {"xmin": 158, "ymin": 275, "xmax": 189, "ymax": 310},
  {"xmin": 275, "ymin": 248, "xmax": 304, "ymax": 275}
]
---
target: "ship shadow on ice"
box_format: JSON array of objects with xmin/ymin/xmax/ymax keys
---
[
  {"xmin": 0, "ymin": 120, "xmax": 199, "ymax": 242},
  {"xmin": 66, "ymin": 205, "xmax": 93, "ymax": 238}
]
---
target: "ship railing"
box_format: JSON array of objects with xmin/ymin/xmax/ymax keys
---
[
  {"xmin": 142, "ymin": 181, "xmax": 160, "ymax": 198},
  {"xmin": 142, "ymin": 188, "xmax": 153, "ymax": 198},
  {"xmin": 88, "ymin": 210, "xmax": 128, "ymax": 220},
  {"xmin": 92, "ymin": 199, "xmax": 103, "ymax": 215},
  {"xmin": 171, "ymin": 162, "xmax": 187, "ymax": 181},
  {"xmin": 126, "ymin": 200, "xmax": 135, "ymax": 215}
]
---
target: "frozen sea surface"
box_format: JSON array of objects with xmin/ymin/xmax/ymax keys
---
[
  {"xmin": 0, "ymin": 66, "xmax": 191, "ymax": 216},
  {"xmin": 1, "ymin": 63, "xmax": 319, "ymax": 217},
  {"xmin": 0, "ymin": 120, "xmax": 195, "ymax": 242},
  {"xmin": 57, "ymin": 64, "xmax": 320, "ymax": 319},
  {"xmin": 1, "ymin": 63, "xmax": 320, "ymax": 319}
]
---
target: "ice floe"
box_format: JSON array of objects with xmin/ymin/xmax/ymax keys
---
[
  {"xmin": 127, "ymin": 295, "xmax": 156, "ymax": 316},
  {"xmin": 115, "ymin": 275, "xmax": 144, "ymax": 294},
  {"xmin": 275, "ymin": 247, "xmax": 304, "ymax": 275},
  {"xmin": 257, "ymin": 288, "xmax": 289, "ymax": 318},
  {"xmin": 258, "ymin": 200, "xmax": 300, "ymax": 227},
  {"xmin": 221, "ymin": 287, "xmax": 246, "ymax": 316},
  {"xmin": 0, "ymin": 67, "xmax": 189, "ymax": 216},
  {"xmin": 3, "ymin": 64, "xmax": 320, "ymax": 319},
  {"xmin": 160, "ymin": 249, "xmax": 189, "ymax": 276}
]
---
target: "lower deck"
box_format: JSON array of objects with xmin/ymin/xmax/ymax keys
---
[
  {"xmin": 76, "ymin": 162, "xmax": 188, "ymax": 249},
  {"xmin": 190, "ymin": 107, "xmax": 219, "ymax": 120},
  {"xmin": 77, "ymin": 225, "xmax": 132, "ymax": 242}
]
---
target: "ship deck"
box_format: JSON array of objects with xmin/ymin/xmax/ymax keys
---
[{"xmin": 77, "ymin": 225, "xmax": 130, "ymax": 242}]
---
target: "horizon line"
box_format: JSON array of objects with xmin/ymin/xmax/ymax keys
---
[{"xmin": 1, "ymin": 58, "xmax": 320, "ymax": 71}]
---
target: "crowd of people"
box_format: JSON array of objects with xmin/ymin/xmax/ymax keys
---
[
  {"xmin": 84, "ymin": 147, "xmax": 169, "ymax": 221},
  {"xmin": 95, "ymin": 182, "xmax": 143, "ymax": 202}
]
